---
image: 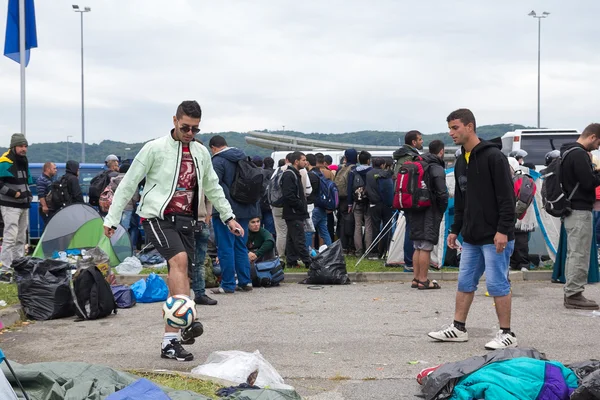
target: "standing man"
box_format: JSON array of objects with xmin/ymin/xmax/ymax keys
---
[
  {"xmin": 104, "ymin": 101, "xmax": 243, "ymax": 362},
  {"xmin": 282, "ymin": 152, "xmax": 312, "ymax": 268},
  {"xmin": 208, "ymin": 135, "xmax": 259, "ymax": 294},
  {"xmin": 0, "ymin": 134, "xmax": 33, "ymax": 274},
  {"xmin": 103, "ymin": 154, "xmax": 119, "ymax": 170},
  {"xmin": 62, "ymin": 160, "xmax": 84, "ymax": 204},
  {"xmin": 560, "ymin": 124, "xmax": 600, "ymax": 309},
  {"xmin": 261, "ymin": 157, "xmax": 276, "ymax": 236},
  {"xmin": 36, "ymin": 161, "xmax": 57, "ymax": 226},
  {"xmin": 428, "ymin": 109, "xmax": 517, "ymax": 350},
  {"xmin": 348, "ymin": 151, "xmax": 373, "ymax": 256}
]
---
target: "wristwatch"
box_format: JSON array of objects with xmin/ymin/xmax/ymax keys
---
[{"xmin": 224, "ymin": 216, "xmax": 235, "ymax": 224}]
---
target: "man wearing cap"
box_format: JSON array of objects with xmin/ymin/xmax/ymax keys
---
[
  {"xmin": 0, "ymin": 134, "xmax": 33, "ymax": 276},
  {"xmin": 104, "ymin": 154, "xmax": 119, "ymax": 170}
]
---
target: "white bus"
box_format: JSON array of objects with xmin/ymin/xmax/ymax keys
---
[
  {"xmin": 501, "ymin": 128, "xmax": 579, "ymax": 168},
  {"xmin": 270, "ymin": 149, "xmax": 395, "ymax": 166}
]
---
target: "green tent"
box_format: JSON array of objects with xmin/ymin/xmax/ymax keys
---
[{"xmin": 32, "ymin": 204, "xmax": 132, "ymax": 266}]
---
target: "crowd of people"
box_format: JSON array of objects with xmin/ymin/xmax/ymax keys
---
[{"xmin": 1, "ymin": 101, "xmax": 599, "ymax": 361}]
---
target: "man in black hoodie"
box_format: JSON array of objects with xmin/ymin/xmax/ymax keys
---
[
  {"xmin": 281, "ymin": 151, "xmax": 311, "ymax": 268},
  {"xmin": 560, "ymin": 124, "xmax": 600, "ymax": 310},
  {"xmin": 428, "ymin": 109, "xmax": 517, "ymax": 350},
  {"xmin": 63, "ymin": 160, "xmax": 84, "ymax": 204}
]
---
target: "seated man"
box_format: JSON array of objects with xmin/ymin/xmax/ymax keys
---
[{"xmin": 247, "ymin": 216, "xmax": 276, "ymax": 263}]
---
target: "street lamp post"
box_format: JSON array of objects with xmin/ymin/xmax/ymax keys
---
[
  {"xmin": 529, "ymin": 10, "xmax": 550, "ymax": 129},
  {"xmin": 73, "ymin": 5, "xmax": 91, "ymax": 162},
  {"xmin": 67, "ymin": 135, "xmax": 73, "ymax": 161}
]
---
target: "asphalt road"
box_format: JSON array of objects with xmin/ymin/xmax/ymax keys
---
[{"xmin": 2, "ymin": 279, "xmax": 599, "ymax": 399}]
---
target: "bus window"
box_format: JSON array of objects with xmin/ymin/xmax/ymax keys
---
[{"xmin": 520, "ymin": 135, "xmax": 578, "ymax": 166}]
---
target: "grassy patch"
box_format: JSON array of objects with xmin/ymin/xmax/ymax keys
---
[
  {"xmin": 139, "ymin": 267, "xmax": 168, "ymax": 275},
  {"xmin": 329, "ymin": 374, "xmax": 351, "ymax": 381},
  {"xmin": 0, "ymin": 283, "xmax": 19, "ymax": 307},
  {"xmin": 128, "ymin": 370, "xmax": 222, "ymax": 399}
]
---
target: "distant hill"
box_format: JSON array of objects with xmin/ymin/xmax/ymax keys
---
[{"xmin": 1, "ymin": 124, "xmax": 530, "ymax": 163}]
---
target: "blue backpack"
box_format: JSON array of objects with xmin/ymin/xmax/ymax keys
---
[
  {"xmin": 251, "ymin": 258, "xmax": 284, "ymax": 287},
  {"xmin": 310, "ymin": 169, "xmax": 340, "ymax": 211}
]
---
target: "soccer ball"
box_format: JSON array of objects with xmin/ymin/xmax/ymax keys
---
[{"xmin": 162, "ymin": 295, "xmax": 197, "ymax": 329}]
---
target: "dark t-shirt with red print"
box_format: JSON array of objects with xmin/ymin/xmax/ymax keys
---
[{"xmin": 164, "ymin": 145, "xmax": 197, "ymax": 215}]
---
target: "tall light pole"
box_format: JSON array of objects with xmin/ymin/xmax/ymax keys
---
[
  {"xmin": 73, "ymin": 5, "xmax": 91, "ymax": 162},
  {"xmin": 67, "ymin": 135, "xmax": 73, "ymax": 161},
  {"xmin": 529, "ymin": 10, "xmax": 550, "ymax": 129}
]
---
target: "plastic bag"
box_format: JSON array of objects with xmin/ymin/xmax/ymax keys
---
[
  {"xmin": 13, "ymin": 257, "xmax": 74, "ymax": 320},
  {"xmin": 111, "ymin": 285, "xmax": 137, "ymax": 308},
  {"xmin": 571, "ymin": 370, "xmax": 600, "ymax": 400},
  {"xmin": 130, "ymin": 273, "xmax": 168, "ymax": 303},
  {"xmin": 115, "ymin": 257, "xmax": 143, "ymax": 275},
  {"xmin": 191, "ymin": 350, "xmax": 293, "ymax": 390},
  {"xmin": 300, "ymin": 240, "xmax": 350, "ymax": 285}
]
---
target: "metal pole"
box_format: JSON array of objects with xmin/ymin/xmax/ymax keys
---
[
  {"xmin": 537, "ymin": 17, "xmax": 541, "ymax": 129},
  {"xmin": 19, "ymin": 0, "xmax": 26, "ymax": 135},
  {"xmin": 80, "ymin": 12, "xmax": 86, "ymax": 163}
]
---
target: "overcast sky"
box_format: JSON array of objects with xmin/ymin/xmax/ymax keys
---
[{"xmin": 1, "ymin": 0, "xmax": 599, "ymax": 144}]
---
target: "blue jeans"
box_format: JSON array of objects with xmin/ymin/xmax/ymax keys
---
[
  {"xmin": 262, "ymin": 210, "xmax": 276, "ymax": 237},
  {"xmin": 457, "ymin": 240, "xmax": 515, "ymax": 297},
  {"xmin": 306, "ymin": 207, "xmax": 332, "ymax": 249},
  {"xmin": 213, "ymin": 216, "xmax": 251, "ymax": 292},
  {"xmin": 192, "ymin": 221, "xmax": 209, "ymax": 298},
  {"xmin": 404, "ymin": 217, "xmax": 414, "ymax": 267},
  {"xmin": 121, "ymin": 210, "xmax": 133, "ymax": 232}
]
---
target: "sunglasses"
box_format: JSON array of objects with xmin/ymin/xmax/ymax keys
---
[{"xmin": 178, "ymin": 124, "xmax": 200, "ymax": 134}]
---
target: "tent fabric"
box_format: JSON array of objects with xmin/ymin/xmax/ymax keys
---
[
  {"xmin": 0, "ymin": 370, "xmax": 18, "ymax": 400},
  {"xmin": 551, "ymin": 221, "xmax": 600, "ymax": 284},
  {"xmin": 32, "ymin": 204, "xmax": 131, "ymax": 267}
]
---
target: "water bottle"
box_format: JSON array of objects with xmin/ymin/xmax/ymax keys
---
[{"xmin": 309, "ymin": 247, "xmax": 318, "ymax": 258}]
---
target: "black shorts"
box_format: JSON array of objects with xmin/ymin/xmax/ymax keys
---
[{"xmin": 142, "ymin": 216, "xmax": 195, "ymax": 274}]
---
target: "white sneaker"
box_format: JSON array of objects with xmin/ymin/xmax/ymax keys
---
[
  {"xmin": 484, "ymin": 330, "xmax": 518, "ymax": 350},
  {"xmin": 428, "ymin": 323, "xmax": 468, "ymax": 342}
]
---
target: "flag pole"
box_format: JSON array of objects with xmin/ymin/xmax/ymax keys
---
[{"xmin": 18, "ymin": 0, "xmax": 26, "ymax": 136}]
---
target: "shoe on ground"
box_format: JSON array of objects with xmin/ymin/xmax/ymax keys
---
[
  {"xmin": 428, "ymin": 323, "xmax": 468, "ymax": 342},
  {"xmin": 211, "ymin": 287, "xmax": 234, "ymax": 295},
  {"xmin": 564, "ymin": 293, "xmax": 599, "ymax": 310},
  {"xmin": 180, "ymin": 321, "xmax": 204, "ymax": 345},
  {"xmin": 161, "ymin": 339, "xmax": 193, "ymax": 361},
  {"xmin": 195, "ymin": 294, "xmax": 217, "ymax": 306},
  {"xmin": 484, "ymin": 330, "xmax": 518, "ymax": 350},
  {"xmin": 403, "ymin": 266, "xmax": 414, "ymax": 273},
  {"xmin": 235, "ymin": 284, "xmax": 253, "ymax": 292}
]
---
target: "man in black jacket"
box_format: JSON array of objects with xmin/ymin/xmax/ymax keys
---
[
  {"xmin": 63, "ymin": 160, "xmax": 84, "ymax": 204},
  {"xmin": 428, "ymin": 109, "xmax": 517, "ymax": 350},
  {"xmin": 281, "ymin": 151, "xmax": 311, "ymax": 268},
  {"xmin": 560, "ymin": 124, "xmax": 600, "ymax": 310},
  {"xmin": 409, "ymin": 140, "xmax": 448, "ymax": 289}
]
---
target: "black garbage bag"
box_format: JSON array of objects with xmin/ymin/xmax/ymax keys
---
[
  {"xmin": 13, "ymin": 257, "xmax": 75, "ymax": 320},
  {"xmin": 571, "ymin": 370, "xmax": 600, "ymax": 399},
  {"xmin": 300, "ymin": 241, "xmax": 350, "ymax": 285}
]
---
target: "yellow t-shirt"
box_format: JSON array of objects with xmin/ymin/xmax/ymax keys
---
[{"xmin": 464, "ymin": 151, "xmax": 471, "ymax": 164}]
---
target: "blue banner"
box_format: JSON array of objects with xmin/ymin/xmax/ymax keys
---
[{"xmin": 3, "ymin": 0, "xmax": 38, "ymax": 66}]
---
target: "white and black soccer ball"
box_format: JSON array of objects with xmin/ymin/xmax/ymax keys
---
[{"xmin": 162, "ymin": 295, "xmax": 197, "ymax": 329}]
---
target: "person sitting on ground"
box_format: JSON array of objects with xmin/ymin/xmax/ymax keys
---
[{"xmin": 247, "ymin": 216, "xmax": 276, "ymax": 263}]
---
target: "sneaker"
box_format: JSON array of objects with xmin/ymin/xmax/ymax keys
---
[
  {"xmin": 484, "ymin": 330, "xmax": 518, "ymax": 350},
  {"xmin": 564, "ymin": 293, "xmax": 599, "ymax": 310},
  {"xmin": 195, "ymin": 294, "xmax": 217, "ymax": 306},
  {"xmin": 180, "ymin": 321, "xmax": 204, "ymax": 345},
  {"xmin": 236, "ymin": 284, "xmax": 253, "ymax": 292},
  {"xmin": 161, "ymin": 339, "xmax": 193, "ymax": 361},
  {"xmin": 403, "ymin": 266, "xmax": 414, "ymax": 273},
  {"xmin": 428, "ymin": 324, "xmax": 468, "ymax": 342},
  {"xmin": 211, "ymin": 287, "xmax": 234, "ymax": 295}
]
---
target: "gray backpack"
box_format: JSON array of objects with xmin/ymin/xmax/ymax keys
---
[{"xmin": 267, "ymin": 168, "xmax": 295, "ymax": 208}]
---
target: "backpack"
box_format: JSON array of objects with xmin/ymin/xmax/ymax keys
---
[
  {"xmin": 393, "ymin": 157, "xmax": 432, "ymax": 210},
  {"xmin": 333, "ymin": 165, "xmax": 352, "ymax": 199},
  {"xmin": 46, "ymin": 176, "xmax": 72, "ymax": 210},
  {"xmin": 541, "ymin": 147, "xmax": 584, "ymax": 218},
  {"xmin": 352, "ymin": 171, "xmax": 369, "ymax": 204},
  {"xmin": 251, "ymin": 258, "xmax": 284, "ymax": 287},
  {"xmin": 111, "ymin": 285, "xmax": 137, "ymax": 308},
  {"xmin": 98, "ymin": 183, "xmax": 115, "ymax": 213},
  {"xmin": 229, "ymin": 157, "xmax": 265, "ymax": 205},
  {"xmin": 259, "ymin": 170, "xmax": 273, "ymax": 212},
  {"xmin": 311, "ymin": 170, "xmax": 340, "ymax": 211},
  {"xmin": 72, "ymin": 266, "xmax": 117, "ymax": 320},
  {"xmin": 267, "ymin": 168, "xmax": 295, "ymax": 208},
  {"xmin": 513, "ymin": 172, "xmax": 536, "ymax": 220},
  {"xmin": 89, "ymin": 171, "xmax": 112, "ymax": 206}
]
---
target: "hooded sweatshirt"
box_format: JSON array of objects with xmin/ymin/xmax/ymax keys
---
[
  {"xmin": 0, "ymin": 149, "xmax": 32, "ymax": 208},
  {"xmin": 450, "ymin": 140, "xmax": 515, "ymax": 245},
  {"xmin": 63, "ymin": 160, "xmax": 84, "ymax": 203},
  {"xmin": 560, "ymin": 142, "xmax": 600, "ymax": 211},
  {"xmin": 347, "ymin": 164, "xmax": 372, "ymax": 203},
  {"xmin": 211, "ymin": 147, "xmax": 260, "ymax": 219}
]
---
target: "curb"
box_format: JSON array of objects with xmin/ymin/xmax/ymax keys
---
[
  {"xmin": 115, "ymin": 270, "xmax": 555, "ymax": 285},
  {"xmin": 0, "ymin": 305, "xmax": 25, "ymax": 330}
]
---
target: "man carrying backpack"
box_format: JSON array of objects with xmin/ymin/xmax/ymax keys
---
[
  {"xmin": 261, "ymin": 157, "xmax": 276, "ymax": 237},
  {"xmin": 62, "ymin": 160, "xmax": 84, "ymax": 204},
  {"xmin": 307, "ymin": 154, "xmax": 332, "ymax": 249},
  {"xmin": 334, "ymin": 149, "xmax": 357, "ymax": 254},
  {"xmin": 104, "ymin": 101, "xmax": 243, "ymax": 362},
  {"xmin": 366, "ymin": 158, "xmax": 393, "ymax": 259},
  {"xmin": 208, "ymin": 135, "xmax": 260, "ymax": 294},
  {"xmin": 560, "ymin": 124, "xmax": 600, "ymax": 310},
  {"xmin": 348, "ymin": 151, "xmax": 373, "ymax": 256}
]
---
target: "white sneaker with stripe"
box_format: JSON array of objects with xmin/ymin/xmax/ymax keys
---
[
  {"xmin": 427, "ymin": 323, "xmax": 469, "ymax": 342},
  {"xmin": 484, "ymin": 330, "xmax": 518, "ymax": 350}
]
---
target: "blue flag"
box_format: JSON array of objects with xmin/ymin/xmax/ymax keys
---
[{"xmin": 3, "ymin": 0, "xmax": 38, "ymax": 66}]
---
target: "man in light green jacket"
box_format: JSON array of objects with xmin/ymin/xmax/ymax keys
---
[{"xmin": 104, "ymin": 100, "xmax": 244, "ymax": 362}]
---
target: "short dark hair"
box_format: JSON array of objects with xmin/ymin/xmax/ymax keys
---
[
  {"xmin": 429, "ymin": 140, "xmax": 445, "ymax": 155},
  {"xmin": 358, "ymin": 150, "xmax": 371, "ymax": 165},
  {"xmin": 263, "ymin": 156, "xmax": 274, "ymax": 169},
  {"xmin": 306, "ymin": 153, "xmax": 317, "ymax": 167},
  {"xmin": 523, "ymin": 162, "xmax": 536, "ymax": 171},
  {"xmin": 447, "ymin": 108, "xmax": 476, "ymax": 132},
  {"xmin": 175, "ymin": 100, "xmax": 202, "ymax": 119},
  {"xmin": 208, "ymin": 135, "xmax": 227, "ymax": 148},
  {"xmin": 289, "ymin": 151, "xmax": 305, "ymax": 164},
  {"xmin": 250, "ymin": 216, "xmax": 261, "ymax": 222},
  {"xmin": 278, "ymin": 159, "xmax": 286, "ymax": 167},
  {"xmin": 119, "ymin": 162, "xmax": 131, "ymax": 174},
  {"xmin": 315, "ymin": 153, "xmax": 325, "ymax": 164},
  {"xmin": 324, "ymin": 155, "xmax": 333, "ymax": 165},
  {"xmin": 372, "ymin": 157, "xmax": 385, "ymax": 168},
  {"xmin": 405, "ymin": 130, "xmax": 422, "ymax": 145},
  {"xmin": 285, "ymin": 153, "xmax": 293, "ymax": 162},
  {"xmin": 582, "ymin": 123, "xmax": 600, "ymax": 139},
  {"xmin": 384, "ymin": 157, "xmax": 393, "ymax": 168}
]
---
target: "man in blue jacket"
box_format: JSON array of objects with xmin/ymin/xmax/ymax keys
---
[
  {"xmin": 36, "ymin": 161, "xmax": 57, "ymax": 226},
  {"xmin": 208, "ymin": 135, "xmax": 260, "ymax": 294}
]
